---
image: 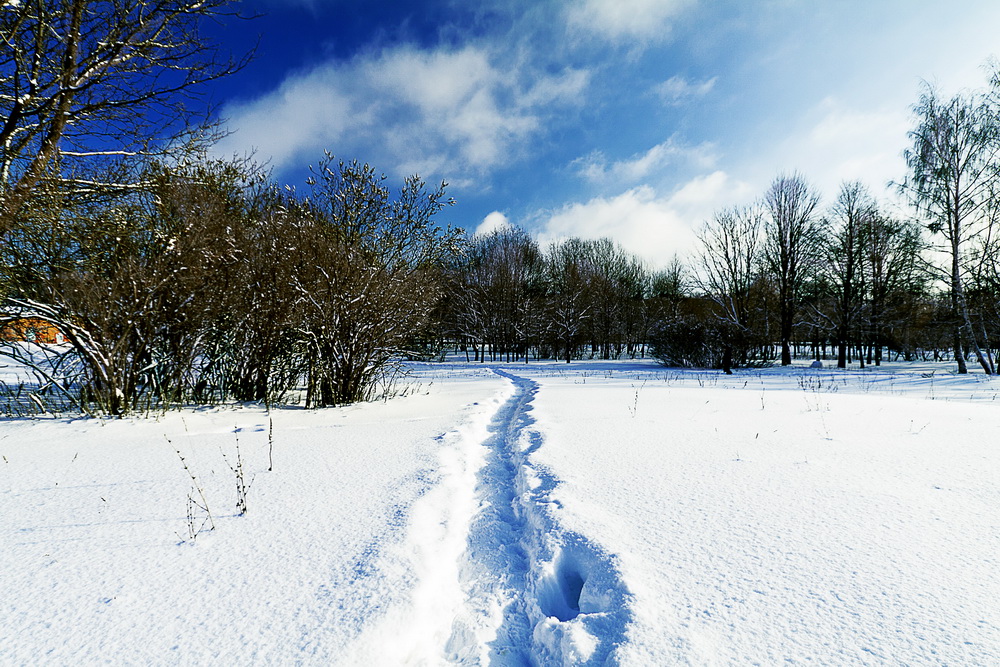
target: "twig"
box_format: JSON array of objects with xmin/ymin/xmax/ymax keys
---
[
  {"xmin": 168, "ymin": 436, "xmax": 215, "ymax": 538},
  {"xmin": 267, "ymin": 417, "xmax": 274, "ymax": 472}
]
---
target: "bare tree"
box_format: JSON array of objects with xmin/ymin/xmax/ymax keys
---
[
  {"xmin": 824, "ymin": 181, "xmax": 875, "ymax": 368},
  {"xmin": 452, "ymin": 226, "xmax": 542, "ymax": 362},
  {"xmin": 696, "ymin": 204, "xmax": 769, "ymax": 372},
  {"xmin": 581, "ymin": 238, "xmax": 648, "ymax": 360},
  {"xmin": 543, "ymin": 239, "xmax": 593, "ymax": 363},
  {"xmin": 0, "ymin": 0, "xmax": 246, "ymax": 234},
  {"xmin": 763, "ymin": 173, "xmax": 822, "ymax": 366},
  {"xmin": 901, "ymin": 83, "xmax": 996, "ymax": 374},
  {"xmin": 649, "ymin": 256, "xmax": 688, "ymax": 319},
  {"xmin": 861, "ymin": 213, "xmax": 925, "ymax": 365},
  {"xmin": 967, "ymin": 190, "xmax": 1000, "ymax": 367},
  {"xmin": 204, "ymin": 184, "xmax": 308, "ymax": 404}
]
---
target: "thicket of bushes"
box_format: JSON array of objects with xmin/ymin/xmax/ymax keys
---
[{"xmin": 1, "ymin": 155, "xmax": 460, "ymax": 414}]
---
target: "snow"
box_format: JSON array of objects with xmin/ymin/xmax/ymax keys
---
[
  {"xmin": 517, "ymin": 362, "xmax": 1000, "ymax": 664},
  {"xmin": 2, "ymin": 358, "xmax": 999, "ymax": 664},
  {"xmin": 0, "ymin": 366, "xmax": 507, "ymax": 664}
]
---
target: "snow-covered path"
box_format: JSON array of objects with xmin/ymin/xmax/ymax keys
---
[
  {"xmin": 447, "ymin": 369, "xmax": 538, "ymax": 663},
  {"xmin": 449, "ymin": 369, "xmax": 632, "ymax": 665}
]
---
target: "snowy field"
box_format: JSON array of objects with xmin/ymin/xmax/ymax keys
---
[{"xmin": 1, "ymin": 358, "xmax": 999, "ymax": 665}]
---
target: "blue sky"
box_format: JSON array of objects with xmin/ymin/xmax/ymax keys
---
[{"xmin": 208, "ymin": 0, "xmax": 1000, "ymax": 266}]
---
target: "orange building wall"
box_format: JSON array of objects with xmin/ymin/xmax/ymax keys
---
[{"xmin": 0, "ymin": 318, "xmax": 65, "ymax": 345}]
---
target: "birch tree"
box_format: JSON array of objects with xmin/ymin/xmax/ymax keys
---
[
  {"xmin": 901, "ymin": 83, "xmax": 996, "ymax": 374},
  {"xmin": 857, "ymin": 213, "xmax": 923, "ymax": 365}
]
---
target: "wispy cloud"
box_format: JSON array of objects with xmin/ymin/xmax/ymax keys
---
[
  {"xmin": 740, "ymin": 96, "xmax": 913, "ymax": 201},
  {"xmin": 565, "ymin": 0, "xmax": 696, "ymax": 45},
  {"xmin": 803, "ymin": 99, "xmax": 910, "ymax": 191},
  {"xmin": 573, "ymin": 137, "xmax": 717, "ymax": 184},
  {"xmin": 216, "ymin": 45, "xmax": 589, "ymax": 183},
  {"xmin": 654, "ymin": 75, "xmax": 717, "ymax": 105}
]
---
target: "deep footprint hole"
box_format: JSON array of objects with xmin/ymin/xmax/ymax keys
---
[
  {"xmin": 539, "ymin": 562, "xmax": 586, "ymax": 622},
  {"xmin": 560, "ymin": 569, "xmax": 585, "ymax": 616}
]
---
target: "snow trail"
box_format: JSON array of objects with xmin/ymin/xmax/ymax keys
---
[
  {"xmin": 451, "ymin": 369, "xmax": 633, "ymax": 665},
  {"xmin": 335, "ymin": 392, "xmax": 509, "ymax": 665}
]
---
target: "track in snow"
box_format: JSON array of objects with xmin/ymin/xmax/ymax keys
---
[{"xmin": 449, "ymin": 369, "xmax": 633, "ymax": 665}]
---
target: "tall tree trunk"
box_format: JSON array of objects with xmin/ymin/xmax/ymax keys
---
[
  {"xmin": 952, "ymin": 247, "xmax": 991, "ymax": 373},
  {"xmin": 780, "ymin": 309, "xmax": 793, "ymax": 366}
]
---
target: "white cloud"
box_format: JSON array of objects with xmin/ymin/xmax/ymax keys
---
[
  {"xmin": 474, "ymin": 211, "xmax": 511, "ymax": 237},
  {"xmin": 216, "ymin": 45, "xmax": 589, "ymax": 182},
  {"xmin": 654, "ymin": 75, "xmax": 717, "ymax": 105},
  {"xmin": 719, "ymin": 3, "xmax": 1000, "ymax": 204},
  {"xmin": 805, "ymin": 101, "xmax": 910, "ymax": 191},
  {"xmin": 574, "ymin": 137, "xmax": 717, "ymax": 184},
  {"xmin": 534, "ymin": 170, "xmax": 752, "ymax": 266},
  {"xmin": 748, "ymin": 97, "xmax": 912, "ymax": 202},
  {"xmin": 566, "ymin": 0, "xmax": 695, "ymax": 44}
]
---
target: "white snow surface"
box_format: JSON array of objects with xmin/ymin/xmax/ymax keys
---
[{"xmin": 2, "ymin": 358, "xmax": 999, "ymax": 665}]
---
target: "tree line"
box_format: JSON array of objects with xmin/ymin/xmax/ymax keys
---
[
  {"xmin": 434, "ymin": 181, "xmax": 928, "ymax": 376},
  {"xmin": 2, "ymin": 2, "xmax": 999, "ymax": 416},
  {"xmin": 438, "ymin": 71, "xmax": 1000, "ymax": 377},
  {"xmin": 6, "ymin": 149, "xmax": 995, "ymax": 417}
]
